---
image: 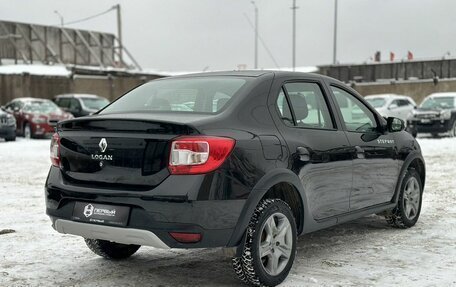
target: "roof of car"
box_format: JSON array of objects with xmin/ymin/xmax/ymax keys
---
[
  {"xmin": 427, "ymin": 92, "xmax": 456, "ymax": 98},
  {"xmin": 55, "ymin": 94, "xmax": 101, "ymax": 99},
  {"xmin": 12, "ymin": 97, "xmax": 50, "ymax": 102},
  {"xmin": 365, "ymin": 94, "xmax": 411, "ymax": 99},
  {"xmin": 168, "ymin": 70, "xmax": 329, "ymax": 79}
]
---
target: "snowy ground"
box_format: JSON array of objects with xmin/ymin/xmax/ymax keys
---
[{"xmin": 0, "ymin": 137, "xmax": 455, "ymax": 287}]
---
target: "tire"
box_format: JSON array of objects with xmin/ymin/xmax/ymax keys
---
[
  {"xmin": 232, "ymin": 199, "xmax": 297, "ymax": 286},
  {"xmin": 23, "ymin": 123, "xmax": 32, "ymax": 139},
  {"xmin": 84, "ymin": 238, "xmax": 140, "ymax": 260},
  {"xmin": 449, "ymin": 121, "xmax": 456, "ymax": 138},
  {"xmin": 386, "ymin": 169, "xmax": 423, "ymax": 228},
  {"xmin": 5, "ymin": 136, "xmax": 16, "ymax": 142}
]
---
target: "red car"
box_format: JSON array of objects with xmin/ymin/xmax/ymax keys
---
[{"xmin": 4, "ymin": 98, "xmax": 73, "ymax": 138}]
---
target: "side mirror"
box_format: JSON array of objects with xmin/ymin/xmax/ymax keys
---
[
  {"xmin": 387, "ymin": 117, "xmax": 405, "ymax": 132},
  {"xmin": 388, "ymin": 103, "xmax": 398, "ymax": 110},
  {"xmin": 13, "ymin": 106, "xmax": 20, "ymax": 112}
]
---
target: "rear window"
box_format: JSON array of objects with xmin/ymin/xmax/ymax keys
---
[
  {"xmin": 81, "ymin": 97, "xmax": 110, "ymax": 110},
  {"xmin": 100, "ymin": 77, "xmax": 248, "ymax": 114}
]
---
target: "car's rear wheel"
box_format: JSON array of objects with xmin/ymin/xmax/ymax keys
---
[
  {"xmin": 5, "ymin": 136, "xmax": 16, "ymax": 142},
  {"xmin": 84, "ymin": 238, "xmax": 140, "ymax": 260},
  {"xmin": 232, "ymin": 199, "xmax": 297, "ymax": 286},
  {"xmin": 386, "ymin": 169, "xmax": 423, "ymax": 228},
  {"xmin": 24, "ymin": 123, "xmax": 32, "ymax": 139}
]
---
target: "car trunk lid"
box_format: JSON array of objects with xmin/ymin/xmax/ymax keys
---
[{"xmin": 58, "ymin": 116, "xmax": 200, "ymax": 189}]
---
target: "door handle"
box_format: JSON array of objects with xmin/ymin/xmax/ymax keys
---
[
  {"xmin": 355, "ymin": 145, "xmax": 365, "ymax": 159},
  {"xmin": 297, "ymin": 147, "xmax": 310, "ymax": 162}
]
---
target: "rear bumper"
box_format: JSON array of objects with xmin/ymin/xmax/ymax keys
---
[
  {"xmin": 0, "ymin": 125, "xmax": 15, "ymax": 138},
  {"xmin": 32, "ymin": 123, "xmax": 55, "ymax": 137},
  {"xmin": 45, "ymin": 166, "xmax": 246, "ymax": 249},
  {"xmin": 407, "ymin": 119, "xmax": 453, "ymax": 134},
  {"xmin": 54, "ymin": 219, "xmax": 170, "ymax": 248}
]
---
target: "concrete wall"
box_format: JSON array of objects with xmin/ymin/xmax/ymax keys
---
[
  {"xmin": 0, "ymin": 73, "xmax": 162, "ymax": 105},
  {"xmin": 353, "ymin": 78, "xmax": 456, "ymax": 104}
]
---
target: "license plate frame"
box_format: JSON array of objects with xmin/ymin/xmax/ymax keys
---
[
  {"xmin": 420, "ymin": 119, "xmax": 432, "ymax": 124},
  {"xmin": 72, "ymin": 202, "xmax": 130, "ymax": 227}
]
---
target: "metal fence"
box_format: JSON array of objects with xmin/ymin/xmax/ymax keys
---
[
  {"xmin": 0, "ymin": 20, "xmax": 139, "ymax": 69},
  {"xmin": 319, "ymin": 58, "xmax": 456, "ymax": 83}
]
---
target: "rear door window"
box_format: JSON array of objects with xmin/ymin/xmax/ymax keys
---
[
  {"xmin": 282, "ymin": 82, "xmax": 334, "ymax": 129},
  {"xmin": 276, "ymin": 88, "xmax": 294, "ymax": 126}
]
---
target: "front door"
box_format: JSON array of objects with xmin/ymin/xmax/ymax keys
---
[
  {"xmin": 273, "ymin": 81, "xmax": 353, "ymax": 220},
  {"xmin": 330, "ymin": 85, "xmax": 399, "ymax": 210}
]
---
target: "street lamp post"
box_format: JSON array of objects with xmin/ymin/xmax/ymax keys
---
[
  {"xmin": 251, "ymin": 1, "xmax": 258, "ymax": 69},
  {"xmin": 333, "ymin": 0, "xmax": 338, "ymax": 65},
  {"xmin": 291, "ymin": 0, "xmax": 298, "ymax": 71},
  {"xmin": 54, "ymin": 10, "xmax": 64, "ymax": 27}
]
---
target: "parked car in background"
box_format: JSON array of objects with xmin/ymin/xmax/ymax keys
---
[
  {"xmin": 4, "ymin": 98, "xmax": 73, "ymax": 138},
  {"xmin": 46, "ymin": 71, "xmax": 425, "ymax": 287},
  {"xmin": 0, "ymin": 107, "xmax": 16, "ymax": 141},
  {"xmin": 365, "ymin": 94, "xmax": 416, "ymax": 122},
  {"xmin": 407, "ymin": 92, "xmax": 456, "ymax": 137},
  {"xmin": 53, "ymin": 94, "xmax": 110, "ymax": 117}
]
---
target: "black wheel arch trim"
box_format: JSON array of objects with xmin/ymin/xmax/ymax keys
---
[
  {"xmin": 227, "ymin": 168, "xmax": 310, "ymax": 247},
  {"xmin": 392, "ymin": 151, "xmax": 426, "ymax": 204}
]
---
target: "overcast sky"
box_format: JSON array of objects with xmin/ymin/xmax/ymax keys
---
[{"xmin": 1, "ymin": 0, "xmax": 455, "ymax": 72}]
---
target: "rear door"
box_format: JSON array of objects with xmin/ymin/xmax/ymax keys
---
[
  {"xmin": 329, "ymin": 84, "xmax": 399, "ymax": 210},
  {"xmin": 272, "ymin": 79, "xmax": 353, "ymax": 220}
]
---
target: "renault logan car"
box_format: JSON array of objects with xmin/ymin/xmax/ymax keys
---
[{"xmin": 45, "ymin": 71, "xmax": 425, "ymax": 286}]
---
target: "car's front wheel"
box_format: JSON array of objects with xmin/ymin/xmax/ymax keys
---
[
  {"xmin": 84, "ymin": 238, "xmax": 140, "ymax": 260},
  {"xmin": 232, "ymin": 199, "xmax": 297, "ymax": 286},
  {"xmin": 386, "ymin": 169, "xmax": 423, "ymax": 228},
  {"xmin": 449, "ymin": 120, "xmax": 456, "ymax": 137}
]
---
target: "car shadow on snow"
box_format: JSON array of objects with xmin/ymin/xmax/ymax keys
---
[{"xmin": 60, "ymin": 215, "xmax": 393, "ymax": 286}]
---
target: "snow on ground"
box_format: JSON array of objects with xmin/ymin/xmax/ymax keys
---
[
  {"xmin": 0, "ymin": 137, "xmax": 455, "ymax": 286},
  {"xmin": 0, "ymin": 65, "xmax": 72, "ymax": 77}
]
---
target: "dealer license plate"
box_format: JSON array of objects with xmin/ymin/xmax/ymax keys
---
[{"xmin": 72, "ymin": 202, "xmax": 130, "ymax": 226}]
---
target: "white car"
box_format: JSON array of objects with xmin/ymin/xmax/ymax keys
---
[{"xmin": 364, "ymin": 94, "xmax": 416, "ymax": 122}]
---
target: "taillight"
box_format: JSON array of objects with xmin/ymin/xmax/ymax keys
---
[
  {"xmin": 50, "ymin": 133, "xmax": 60, "ymax": 167},
  {"xmin": 169, "ymin": 232, "xmax": 202, "ymax": 243},
  {"xmin": 168, "ymin": 136, "xmax": 235, "ymax": 175}
]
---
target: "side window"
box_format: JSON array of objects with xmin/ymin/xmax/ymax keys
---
[
  {"xmin": 5, "ymin": 102, "xmax": 15, "ymax": 111},
  {"xmin": 284, "ymin": 82, "xmax": 333, "ymax": 129},
  {"xmin": 69, "ymin": 99, "xmax": 81, "ymax": 111},
  {"xmin": 331, "ymin": 86, "xmax": 378, "ymax": 133},
  {"xmin": 58, "ymin": 98, "xmax": 71, "ymax": 108},
  {"xmin": 276, "ymin": 88, "xmax": 294, "ymax": 126},
  {"xmin": 398, "ymin": 99, "xmax": 410, "ymax": 106}
]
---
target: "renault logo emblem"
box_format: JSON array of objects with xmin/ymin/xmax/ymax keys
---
[{"xmin": 99, "ymin": 138, "xmax": 108, "ymax": 153}]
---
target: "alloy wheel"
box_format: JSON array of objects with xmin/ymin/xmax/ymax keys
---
[
  {"xmin": 403, "ymin": 177, "xmax": 421, "ymax": 220},
  {"xmin": 259, "ymin": 212, "xmax": 293, "ymax": 276}
]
